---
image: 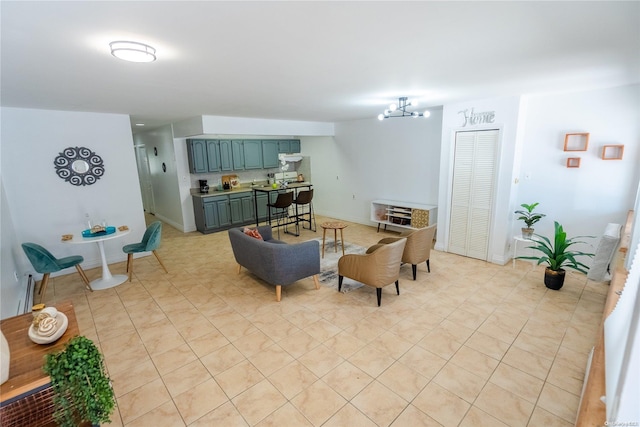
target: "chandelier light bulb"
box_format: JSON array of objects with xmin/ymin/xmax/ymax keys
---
[
  {"xmin": 378, "ymin": 114, "xmax": 385, "ymax": 121},
  {"xmin": 377, "ymin": 97, "xmax": 431, "ymax": 120},
  {"xmin": 423, "ymin": 110, "xmax": 431, "ymax": 118},
  {"xmin": 389, "ymin": 104, "xmax": 397, "ymax": 112}
]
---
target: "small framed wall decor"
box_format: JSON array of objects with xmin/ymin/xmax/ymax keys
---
[
  {"xmin": 601, "ymin": 145, "xmax": 624, "ymax": 160},
  {"xmin": 566, "ymin": 157, "xmax": 581, "ymax": 168},
  {"xmin": 564, "ymin": 133, "xmax": 589, "ymax": 151}
]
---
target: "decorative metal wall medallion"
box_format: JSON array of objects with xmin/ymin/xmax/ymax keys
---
[{"xmin": 54, "ymin": 146, "xmax": 105, "ymax": 186}]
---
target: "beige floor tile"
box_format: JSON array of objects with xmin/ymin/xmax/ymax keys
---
[
  {"xmin": 433, "ymin": 362, "xmax": 487, "ymax": 403},
  {"xmin": 269, "ymin": 360, "xmax": 319, "ymax": 399},
  {"xmin": 449, "ymin": 344, "xmax": 499, "ymax": 380},
  {"xmin": 351, "ymin": 380, "xmax": 407, "ymax": 426},
  {"xmin": 490, "ymin": 363, "xmax": 545, "ymax": 403},
  {"xmin": 256, "ymin": 402, "xmax": 314, "ymax": 427},
  {"xmin": 248, "ymin": 342, "xmax": 296, "ymax": 376},
  {"xmin": 501, "ymin": 346, "xmax": 553, "ymax": 380},
  {"xmin": 137, "ymin": 318, "xmax": 186, "ymax": 356},
  {"xmin": 412, "ymin": 382, "xmax": 470, "ymax": 427},
  {"xmin": 398, "ymin": 345, "xmax": 447, "ymax": 380},
  {"xmin": 189, "ymin": 401, "xmax": 249, "ymax": 426},
  {"xmin": 460, "ymin": 406, "xmax": 509, "ymax": 427},
  {"xmin": 390, "ymin": 404, "xmax": 442, "ymax": 427},
  {"xmin": 215, "ymin": 359, "xmax": 265, "ymax": 398},
  {"xmin": 277, "ymin": 329, "xmax": 321, "ymax": 358},
  {"xmin": 200, "ymin": 343, "xmax": 246, "ymax": 376},
  {"xmin": 474, "ymin": 382, "xmax": 534, "ymax": 427},
  {"xmin": 173, "ymin": 378, "xmax": 228, "ymax": 425},
  {"xmin": 110, "ymin": 358, "xmax": 159, "ymax": 398},
  {"xmin": 324, "ymin": 403, "xmax": 378, "ymax": 427},
  {"xmin": 322, "ymin": 360, "xmax": 374, "ymax": 400},
  {"xmin": 117, "ymin": 378, "xmax": 171, "ymax": 425},
  {"xmin": 377, "ymin": 361, "xmax": 429, "ymax": 402},
  {"xmin": 373, "ymin": 331, "xmax": 414, "ymax": 359},
  {"xmin": 290, "ymin": 380, "xmax": 347, "ymax": 426},
  {"xmin": 536, "ymin": 382, "xmax": 580, "ymax": 424},
  {"xmin": 298, "ymin": 343, "xmax": 345, "ymax": 377},
  {"xmin": 187, "ymin": 329, "xmax": 230, "ymax": 357},
  {"xmin": 232, "ymin": 379, "xmax": 287, "ymax": 425},
  {"xmin": 304, "ymin": 318, "xmax": 342, "ymax": 342},
  {"xmin": 162, "ymin": 359, "xmax": 211, "ymax": 397},
  {"xmin": 233, "ymin": 329, "xmax": 275, "ymax": 357},
  {"xmin": 465, "ymin": 330, "xmax": 511, "ymax": 360},
  {"xmin": 125, "ymin": 400, "xmax": 185, "ymax": 427},
  {"xmin": 527, "ymin": 406, "xmax": 574, "ymax": 427},
  {"xmin": 150, "ymin": 343, "xmax": 198, "ymax": 376}
]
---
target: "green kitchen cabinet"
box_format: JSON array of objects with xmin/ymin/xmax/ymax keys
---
[
  {"xmin": 194, "ymin": 195, "xmax": 230, "ymax": 233},
  {"xmin": 187, "ymin": 139, "xmax": 208, "ymax": 173},
  {"xmin": 243, "ymin": 140, "xmax": 262, "ymax": 169},
  {"xmin": 289, "ymin": 139, "xmax": 300, "ymax": 153},
  {"xmin": 232, "ymin": 140, "xmax": 245, "ymax": 170},
  {"xmin": 229, "ymin": 194, "xmax": 244, "ymax": 225},
  {"xmin": 277, "ymin": 139, "xmax": 301, "ymax": 154},
  {"xmin": 261, "ymin": 140, "xmax": 279, "ymax": 169},
  {"xmin": 241, "ymin": 194, "xmax": 256, "ymax": 222},
  {"xmin": 206, "ymin": 140, "xmax": 221, "ymax": 172},
  {"xmin": 256, "ymin": 193, "xmax": 269, "ymax": 221},
  {"xmin": 231, "ymin": 193, "xmax": 257, "ymax": 224},
  {"xmin": 219, "ymin": 139, "xmax": 233, "ymax": 171}
]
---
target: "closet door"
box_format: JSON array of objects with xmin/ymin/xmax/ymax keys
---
[{"xmin": 448, "ymin": 129, "xmax": 499, "ymax": 260}]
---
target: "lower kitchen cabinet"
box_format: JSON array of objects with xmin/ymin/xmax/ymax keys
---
[
  {"xmin": 194, "ymin": 191, "xmax": 267, "ymax": 233},
  {"xmin": 230, "ymin": 193, "xmax": 255, "ymax": 225}
]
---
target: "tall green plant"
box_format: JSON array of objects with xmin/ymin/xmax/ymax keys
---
[
  {"xmin": 519, "ymin": 221, "xmax": 594, "ymax": 273},
  {"xmin": 43, "ymin": 335, "xmax": 115, "ymax": 427},
  {"xmin": 514, "ymin": 202, "xmax": 546, "ymax": 228}
]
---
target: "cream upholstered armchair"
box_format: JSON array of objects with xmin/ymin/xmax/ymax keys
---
[
  {"xmin": 338, "ymin": 238, "xmax": 406, "ymax": 306},
  {"xmin": 377, "ymin": 224, "xmax": 436, "ymax": 280}
]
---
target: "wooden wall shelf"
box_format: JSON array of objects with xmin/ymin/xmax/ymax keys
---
[
  {"xmin": 566, "ymin": 157, "xmax": 581, "ymax": 168},
  {"xmin": 601, "ymin": 145, "xmax": 624, "ymax": 160},
  {"xmin": 564, "ymin": 133, "xmax": 589, "ymax": 151}
]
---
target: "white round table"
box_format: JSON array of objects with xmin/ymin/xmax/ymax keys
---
[{"xmin": 63, "ymin": 228, "xmax": 130, "ymax": 290}]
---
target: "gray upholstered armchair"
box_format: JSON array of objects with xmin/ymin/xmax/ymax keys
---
[
  {"xmin": 338, "ymin": 238, "xmax": 406, "ymax": 306},
  {"xmin": 377, "ymin": 224, "xmax": 436, "ymax": 280},
  {"xmin": 228, "ymin": 226, "xmax": 320, "ymax": 302}
]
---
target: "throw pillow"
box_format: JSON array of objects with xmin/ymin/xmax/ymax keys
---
[{"xmin": 243, "ymin": 227, "xmax": 263, "ymax": 240}]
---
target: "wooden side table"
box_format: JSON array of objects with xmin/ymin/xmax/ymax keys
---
[
  {"xmin": 321, "ymin": 222, "xmax": 347, "ymax": 258},
  {"xmin": 0, "ymin": 301, "xmax": 79, "ymax": 427}
]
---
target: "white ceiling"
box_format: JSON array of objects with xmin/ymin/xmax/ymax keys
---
[{"xmin": 2, "ymin": 1, "xmax": 639, "ymax": 132}]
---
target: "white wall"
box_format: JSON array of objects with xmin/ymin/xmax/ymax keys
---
[
  {"xmin": 303, "ymin": 112, "xmax": 443, "ymax": 225},
  {"xmin": 1, "ymin": 108, "xmax": 147, "ymax": 316},
  {"xmin": 516, "ymin": 84, "xmax": 640, "ymax": 242}
]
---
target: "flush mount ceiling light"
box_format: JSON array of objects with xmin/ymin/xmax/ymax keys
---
[
  {"xmin": 109, "ymin": 41, "xmax": 156, "ymax": 63},
  {"xmin": 378, "ymin": 97, "xmax": 431, "ymax": 120}
]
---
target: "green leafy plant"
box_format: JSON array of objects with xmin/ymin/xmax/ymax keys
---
[
  {"xmin": 519, "ymin": 221, "xmax": 594, "ymax": 272},
  {"xmin": 43, "ymin": 335, "xmax": 115, "ymax": 427},
  {"xmin": 514, "ymin": 202, "xmax": 546, "ymax": 228}
]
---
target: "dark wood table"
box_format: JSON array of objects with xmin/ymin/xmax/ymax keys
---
[{"xmin": 0, "ymin": 301, "xmax": 79, "ymax": 426}]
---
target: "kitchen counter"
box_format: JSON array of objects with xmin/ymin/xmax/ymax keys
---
[{"xmin": 191, "ymin": 182, "xmax": 312, "ymax": 198}]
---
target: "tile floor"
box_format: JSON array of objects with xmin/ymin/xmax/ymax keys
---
[{"xmin": 42, "ymin": 214, "xmax": 608, "ymax": 426}]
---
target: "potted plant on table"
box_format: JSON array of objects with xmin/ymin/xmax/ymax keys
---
[
  {"xmin": 515, "ymin": 202, "xmax": 546, "ymax": 238},
  {"xmin": 43, "ymin": 335, "xmax": 116, "ymax": 427},
  {"xmin": 518, "ymin": 221, "xmax": 594, "ymax": 290}
]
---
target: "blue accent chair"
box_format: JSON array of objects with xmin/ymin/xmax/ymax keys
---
[
  {"xmin": 21, "ymin": 242, "xmax": 92, "ymax": 303},
  {"xmin": 122, "ymin": 221, "xmax": 168, "ymax": 282}
]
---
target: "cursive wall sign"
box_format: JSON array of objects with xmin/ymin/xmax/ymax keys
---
[{"xmin": 458, "ymin": 108, "xmax": 496, "ymax": 127}]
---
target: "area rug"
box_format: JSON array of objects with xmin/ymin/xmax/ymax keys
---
[{"xmin": 310, "ymin": 238, "xmax": 368, "ymax": 293}]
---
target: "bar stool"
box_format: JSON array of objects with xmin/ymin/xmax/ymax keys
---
[
  {"xmin": 267, "ymin": 191, "xmax": 294, "ymax": 238},
  {"xmin": 293, "ymin": 189, "xmax": 316, "ymax": 232}
]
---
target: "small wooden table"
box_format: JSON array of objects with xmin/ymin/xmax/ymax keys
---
[
  {"xmin": 321, "ymin": 222, "xmax": 347, "ymax": 258},
  {"xmin": 0, "ymin": 301, "xmax": 79, "ymax": 426}
]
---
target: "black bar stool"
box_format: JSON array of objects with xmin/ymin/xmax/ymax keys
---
[
  {"xmin": 267, "ymin": 191, "xmax": 294, "ymax": 238},
  {"xmin": 294, "ymin": 189, "xmax": 316, "ymax": 232}
]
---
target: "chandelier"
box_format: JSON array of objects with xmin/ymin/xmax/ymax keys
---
[{"xmin": 378, "ymin": 97, "xmax": 431, "ymax": 120}]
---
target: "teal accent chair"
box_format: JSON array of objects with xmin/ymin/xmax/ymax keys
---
[
  {"xmin": 122, "ymin": 221, "xmax": 168, "ymax": 282},
  {"xmin": 21, "ymin": 243, "xmax": 92, "ymax": 303}
]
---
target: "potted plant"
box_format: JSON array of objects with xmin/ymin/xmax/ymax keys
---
[
  {"xmin": 43, "ymin": 335, "xmax": 116, "ymax": 427},
  {"xmin": 518, "ymin": 221, "xmax": 594, "ymax": 290},
  {"xmin": 515, "ymin": 202, "xmax": 546, "ymax": 238}
]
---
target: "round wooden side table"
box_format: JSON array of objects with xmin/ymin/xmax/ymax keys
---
[{"xmin": 321, "ymin": 222, "xmax": 347, "ymax": 258}]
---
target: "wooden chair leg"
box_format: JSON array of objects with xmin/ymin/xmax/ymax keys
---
[
  {"xmin": 127, "ymin": 253, "xmax": 133, "ymax": 282},
  {"xmin": 39, "ymin": 274, "xmax": 50, "ymax": 304},
  {"xmin": 275, "ymin": 285, "xmax": 282, "ymax": 302},
  {"xmin": 153, "ymin": 250, "xmax": 168, "ymax": 273},
  {"xmin": 313, "ymin": 274, "xmax": 320, "ymax": 290},
  {"xmin": 75, "ymin": 265, "xmax": 93, "ymax": 292},
  {"xmin": 237, "ymin": 264, "xmax": 242, "ymax": 274}
]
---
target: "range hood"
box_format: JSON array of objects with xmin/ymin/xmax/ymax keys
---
[{"xmin": 279, "ymin": 153, "xmax": 303, "ymax": 163}]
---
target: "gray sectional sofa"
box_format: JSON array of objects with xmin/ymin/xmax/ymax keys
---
[{"xmin": 228, "ymin": 226, "xmax": 321, "ymax": 301}]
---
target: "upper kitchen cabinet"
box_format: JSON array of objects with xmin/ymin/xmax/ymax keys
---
[
  {"xmin": 232, "ymin": 140, "xmax": 263, "ymax": 170},
  {"xmin": 206, "ymin": 140, "xmax": 221, "ymax": 172},
  {"xmin": 187, "ymin": 139, "xmax": 208, "ymax": 173},
  {"xmin": 262, "ymin": 140, "xmax": 279, "ymax": 169},
  {"xmin": 219, "ymin": 140, "xmax": 233, "ymax": 171},
  {"xmin": 277, "ymin": 139, "xmax": 301, "ymax": 154}
]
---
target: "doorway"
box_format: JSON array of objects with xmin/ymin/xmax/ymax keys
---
[{"xmin": 448, "ymin": 129, "xmax": 499, "ymax": 260}]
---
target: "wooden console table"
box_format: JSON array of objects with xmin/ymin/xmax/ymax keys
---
[{"xmin": 0, "ymin": 301, "xmax": 79, "ymax": 427}]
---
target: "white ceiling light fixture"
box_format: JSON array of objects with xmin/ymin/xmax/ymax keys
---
[
  {"xmin": 378, "ymin": 97, "xmax": 430, "ymax": 120},
  {"xmin": 109, "ymin": 41, "xmax": 156, "ymax": 63}
]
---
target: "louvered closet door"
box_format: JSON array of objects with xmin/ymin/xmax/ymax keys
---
[{"xmin": 448, "ymin": 130, "xmax": 498, "ymax": 260}]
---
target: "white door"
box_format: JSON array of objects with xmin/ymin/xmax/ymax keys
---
[
  {"xmin": 448, "ymin": 129, "xmax": 499, "ymax": 260},
  {"xmin": 135, "ymin": 146, "xmax": 156, "ymax": 214}
]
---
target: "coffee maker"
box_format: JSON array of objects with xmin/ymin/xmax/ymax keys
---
[{"xmin": 199, "ymin": 179, "xmax": 209, "ymax": 193}]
